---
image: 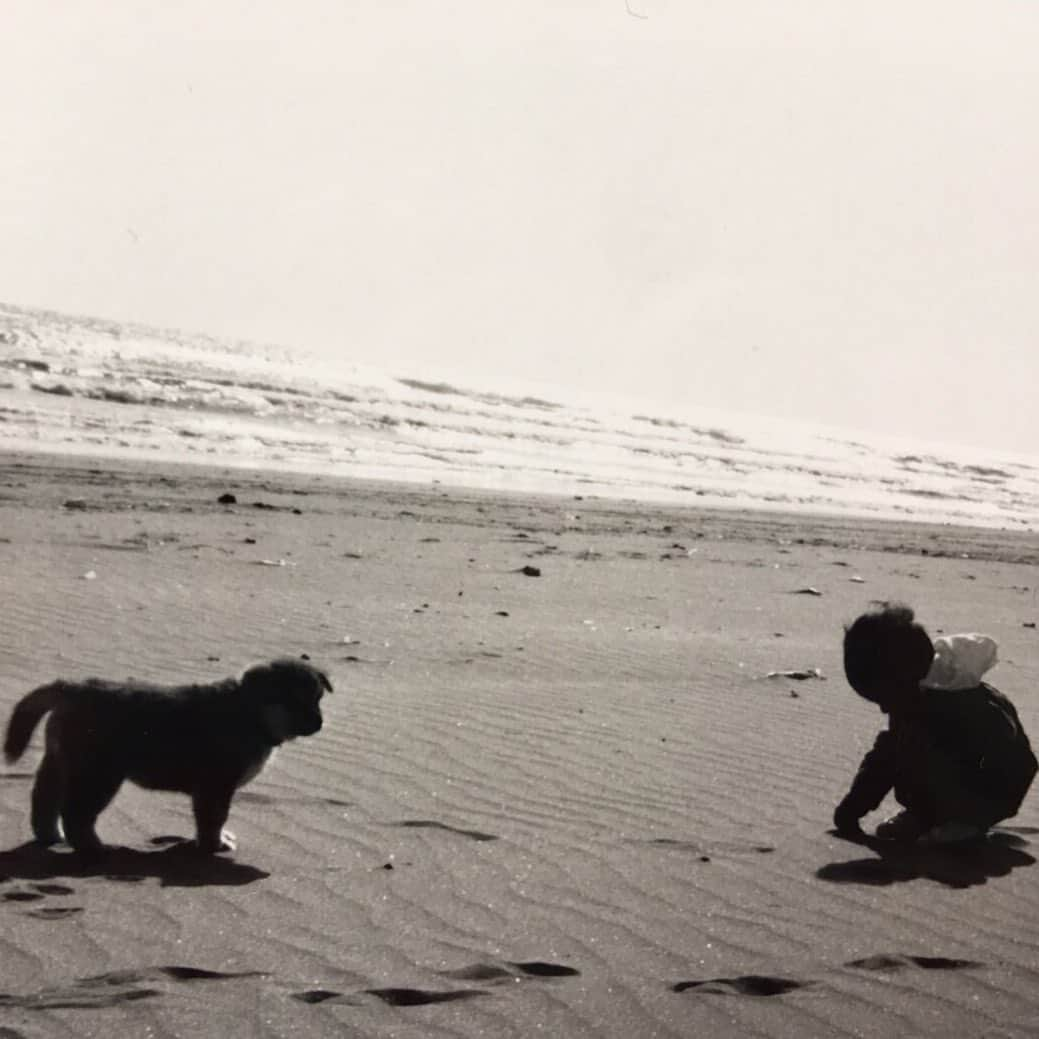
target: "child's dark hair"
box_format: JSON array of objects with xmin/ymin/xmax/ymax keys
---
[{"xmin": 843, "ymin": 603, "xmax": 934, "ymax": 704}]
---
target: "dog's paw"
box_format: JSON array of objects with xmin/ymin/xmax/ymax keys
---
[
  {"xmin": 207, "ymin": 829, "xmax": 237, "ymax": 854},
  {"xmin": 32, "ymin": 831, "xmax": 65, "ymax": 848},
  {"xmin": 195, "ymin": 829, "xmax": 237, "ymax": 854}
]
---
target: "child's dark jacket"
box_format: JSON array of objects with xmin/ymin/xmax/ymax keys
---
[{"xmin": 837, "ymin": 683, "xmax": 1038, "ymax": 827}]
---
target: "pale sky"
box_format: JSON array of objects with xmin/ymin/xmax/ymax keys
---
[{"xmin": 3, "ymin": 2, "xmax": 1037, "ymax": 452}]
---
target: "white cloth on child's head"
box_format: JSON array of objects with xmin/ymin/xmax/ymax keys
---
[{"xmin": 921, "ymin": 633, "xmax": 998, "ymax": 691}]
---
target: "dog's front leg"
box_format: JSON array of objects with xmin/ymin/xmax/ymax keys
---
[{"xmin": 191, "ymin": 784, "xmax": 237, "ymax": 853}]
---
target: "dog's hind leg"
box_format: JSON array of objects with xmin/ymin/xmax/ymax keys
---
[
  {"xmin": 61, "ymin": 768, "xmax": 124, "ymax": 854},
  {"xmin": 30, "ymin": 750, "xmax": 66, "ymax": 845}
]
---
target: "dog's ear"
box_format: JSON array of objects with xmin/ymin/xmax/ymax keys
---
[
  {"xmin": 299, "ymin": 654, "xmax": 333, "ymax": 693},
  {"xmin": 239, "ymin": 662, "xmax": 278, "ymax": 697},
  {"xmin": 240, "ymin": 659, "xmax": 332, "ymax": 697}
]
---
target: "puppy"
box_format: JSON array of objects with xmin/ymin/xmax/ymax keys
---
[{"xmin": 4, "ymin": 658, "xmax": 330, "ymax": 854}]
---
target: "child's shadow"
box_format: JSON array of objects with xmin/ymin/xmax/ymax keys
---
[
  {"xmin": 817, "ymin": 829, "xmax": 1035, "ymax": 889},
  {"xmin": 0, "ymin": 839, "xmax": 269, "ymax": 889}
]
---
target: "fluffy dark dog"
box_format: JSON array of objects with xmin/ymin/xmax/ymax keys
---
[{"xmin": 4, "ymin": 658, "xmax": 331, "ymax": 854}]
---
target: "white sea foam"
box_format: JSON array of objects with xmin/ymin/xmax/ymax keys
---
[{"xmin": 2, "ymin": 301, "xmax": 1037, "ymax": 529}]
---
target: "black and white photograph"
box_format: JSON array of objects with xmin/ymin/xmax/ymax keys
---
[{"xmin": 1, "ymin": 3, "xmax": 1037, "ymax": 1036}]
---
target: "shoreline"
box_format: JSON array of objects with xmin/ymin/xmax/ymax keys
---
[{"xmin": 5, "ymin": 448, "xmax": 1039, "ymax": 563}]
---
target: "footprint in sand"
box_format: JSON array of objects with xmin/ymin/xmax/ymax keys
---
[
  {"xmin": 30, "ymin": 883, "xmax": 74, "ymax": 896},
  {"xmin": 846, "ymin": 954, "xmax": 981, "ymax": 972},
  {"xmin": 0, "ymin": 984, "xmax": 160, "ymax": 1011},
  {"xmin": 23, "ymin": 906, "xmax": 84, "ymax": 920},
  {"xmin": 438, "ymin": 964, "xmax": 514, "ymax": 982},
  {"xmin": 237, "ymin": 791, "xmax": 353, "ymax": 808},
  {"xmin": 672, "ymin": 975, "xmax": 808, "ymax": 997},
  {"xmin": 23, "ymin": 883, "xmax": 77, "ymax": 917},
  {"xmin": 393, "ymin": 820, "xmax": 499, "ymax": 842},
  {"xmin": 671, "ymin": 956, "xmax": 980, "ymax": 999},
  {"xmin": 0, "ymin": 964, "xmax": 265, "ymax": 1012},
  {"xmin": 2, "ymin": 882, "xmax": 78, "ymax": 916},
  {"xmin": 83, "ymin": 966, "xmax": 267, "ymax": 986},
  {"xmin": 635, "ymin": 837, "xmax": 775, "ymax": 855},
  {"xmin": 440, "ymin": 960, "xmax": 581, "ymax": 982},
  {"xmin": 1, "ymin": 881, "xmax": 72, "ymax": 901},
  {"xmin": 293, "ymin": 958, "xmax": 581, "ymax": 1007},
  {"xmin": 366, "ymin": 988, "xmax": 487, "ymax": 1006},
  {"xmin": 291, "ymin": 989, "xmax": 346, "ymax": 1005},
  {"xmin": 291, "ymin": 987, "xmax": 482, "ymax": 1007},
  {"xmin": 508, "ymin": 961, "xmax": 581, "ymax": 978}
]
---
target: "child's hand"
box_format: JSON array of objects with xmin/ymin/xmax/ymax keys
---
[{"xmin": 833, "ymin": 802, "xmax": 864, "ymax": 836}]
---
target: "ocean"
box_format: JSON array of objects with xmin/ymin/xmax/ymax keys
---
[{"xmin": 2, "ymin": 301, "xmax": 1036, "ymax": 530}]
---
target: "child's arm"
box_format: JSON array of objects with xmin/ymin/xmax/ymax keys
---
[{"xmin": 834, "ymin": 730, "xmax": 896, "ymax": 834}]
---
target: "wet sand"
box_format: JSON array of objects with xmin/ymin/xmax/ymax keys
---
[{"xmin": 1, "ymin": 451, "xmax": 1038, "ymax": 1038}]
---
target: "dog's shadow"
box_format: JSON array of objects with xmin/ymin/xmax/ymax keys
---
[
  {"xmin": 0, "ymin": 838, "xmax": 269, "ymax": 889},
  {"xmin": 817, "ymin": 829, "xmax": 1035, "ymax": 889}
]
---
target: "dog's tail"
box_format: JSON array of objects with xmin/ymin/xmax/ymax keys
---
[{"xmin": 4, "ymin": 682, "xmax": 68, "ymax": 763}]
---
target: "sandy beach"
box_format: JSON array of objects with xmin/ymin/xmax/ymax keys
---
[{"xmin": 2, "ymin": 450, "xmax": 1039, "ymax": 1038}]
